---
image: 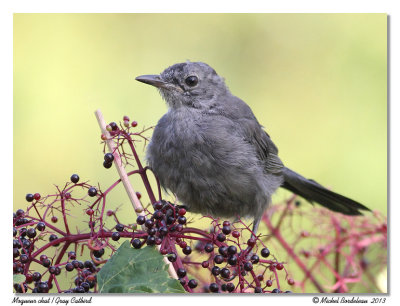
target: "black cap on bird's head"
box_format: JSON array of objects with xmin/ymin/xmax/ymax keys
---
[{"xmin": 136, "ymin": 61, "xmax": 228, "ymax": 109}]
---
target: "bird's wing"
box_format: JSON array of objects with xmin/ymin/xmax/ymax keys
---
[
  {"xmin": 238, "ymin": 117, "xmax": 284, "ymax": 174},
  {"xmin": 216, "ymin": 95, "xmax": 284, "ymax": 175}
]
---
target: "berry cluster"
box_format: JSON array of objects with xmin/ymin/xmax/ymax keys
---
[
  {"xmin": 13, "ymin": 174, "xmax": 105, "ymax": 293},
  {"xmin": 13, "ymin": 114, "xmax": 386, "ymax": 294}
]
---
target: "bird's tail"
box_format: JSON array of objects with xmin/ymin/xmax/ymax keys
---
[{"xmin": 282, "ymin": 167, "xmax": 370, "ymax": 215}]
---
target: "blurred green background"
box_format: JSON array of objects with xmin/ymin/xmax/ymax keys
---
[
  {"xmin": 13, "ymin": 13, "xmax": 387, "ymax": 294},
  {"xmin": 14, "ymin": 13, "xmax": 387, "ymax": 215}
]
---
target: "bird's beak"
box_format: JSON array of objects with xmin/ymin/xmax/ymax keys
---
[{"xmin": 135, "ymin": 74, "xmax": 168, "ymax": 88}]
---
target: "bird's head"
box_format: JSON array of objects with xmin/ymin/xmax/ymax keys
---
[{"xmin": 136, "ymin": 61, "xmax": 228, "ymax": 110}]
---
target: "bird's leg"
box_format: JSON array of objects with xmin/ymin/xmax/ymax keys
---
[{"xmin": 251, "ymin": 216, "xmax": 261, "ymax": 239}]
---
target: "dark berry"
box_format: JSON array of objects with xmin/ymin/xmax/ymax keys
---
[
  {"xmin": 227, "ymin": 245, "xmax": 237, "ymax": 255},
  {"xmin": 26, "ymin": 194, "xmax": 34, "ymax": 202},
  {"xmin": 227, "ymin": 255, "xmax": 237, "ymax": 266},
  {"xmin": 182, "ymin": 246, "xmax": 192, "ymax": 255},
  {"xmin": 68, "ymin": 251, "xmax": 76, "ymax": 260},
  {"xmin": 145, "ymin": 219, "xmax": 154, "ymax": 228},
  {"xmin": 222, "ymin": 226, "xmax": 231, "ymax": 235},
  {"xmin": 177, "ymin": 216, "xmax": 187, "ymax": 225},
  {"xmin": 40, "ymin": 254, "xmax": 47, "ymax": 262},
  {"xmin": 16, "ymin": 209, "xmax": 25, "ymax": 216},
  {"xmin": 136, "ymin": 215, "xmax": 146, "ymax": 225},
  {"xmin": 66, "ymin": 262, "xmax": 74, "ymax": 271},
  {"xmin": 159, "ymin": 226, "xmax": 168, "ymax": 236},
  {"xmin": 37, "ymin": 282, "xmax": 49, "ymax": 293},
  {"xmin": 271, "ymin": 288, "xmax": 281, "ymax": 293},
  {"xmin": 42, "ymin": 258, "xmax": 51, "ymax": 267},
  {"xmin": 84, "ymin": 260, "xmax": 94, "ymax": 269},
  {"xmin": 254, "ymin": 287, "xmax": 262, "ymax": 293},
  {"xmin": 179, "ymin": 278, "xmax": 186, "ymax": 286},
  {"xmin": 220, "ymin": 268, "xmax": 230, "ymax": 278},
  {"xmin": 153, "ymin": 210, "xmax": 164, "ymax": 220},
  {"xmin": 167, "ymin": 252, "xmax": 177, "ymax": 262},
  {"xmin": 244, "ymin": 262, "xmax": 253, "ymax": 271},
  {"xmin": 218, "ymin": 246, "xmax": 228, "ymax": 256},
  {"xmin": 146, "ymin": 236, "xmax": 156, "ymax": 245},
  {"xmin": 266, "ymin": 280, "xmax": 273, "ymax": 287},
  {"xmin": 70, "ymin": 174, "xmax": 80, "ymax": 183},
  {"xmin": 109, "ymin": 122, "xmax": 118, "ymax": 131},
  {"xmin": 71, "ymin": 260, "xmax": 79, "ymax": 268},
  {"xmin": 89, "ymin": 221, "xmax": 95, "ymax": 229},
  {"xmin": 88, "ymin": 187, "xmax": 97, "ymax": 197},
  {"xmin": 14, "ymin": 283, "xmax": 28, "ymax": 293},
  {"xmin": 188, "ymin": 279, "xmax": 198, "ymax": 289},
  {"xmin": 93, "ymin": 248, "xmax": 105, "ymax": 258},
  {"xmin": 35, "ymin": 222, "xmax": 45, "ymax": 232},
  {"xmin": 81, "ymin": 282, "xmax": 90, "ymax": 292},
  {"xmin": 177, "ymin": 268, "xmax": 186, "ymax": 278},
  {"xmin": 214, "ymin": 255, "xmax": 224, "ymax": 264},
  {"xmin": 261, "ymin": 247, "xmax": 270, "ymax": 258},
  {"xmin": 22, "ymin": 239, "xmax": 31, "ymax": 249},
  {"xmin": 55, "ymin": 267, "xmax": 61, "ymax": 275},
  {"xmin": 15, "ymin": 218, "xmax": 24, "ymax": 226},
  {"xmin": 209, "ymin": 283, "xmax": 219, "ymax": 293},
  {"xmin": 19, "ymin": 227, "xmax": 27, "ymax": 237},
  {"xmin": 103, "ymin": 161, "xmax": 112, "ymax": 169},
  {"xmin": 20, "ymin": 254, "xmax": 29, "ymax": 263},
  {"xmin": 32, "ymin": 272, "xmax": 41, "ymax": 281},
  {"xmin": 166, "ymin": 216, "xmax": 175, "ymax": 225},
  {"xmin": 131, "ymin": 238, "xmax": 142, "ymax": 249},
  {"xmin": 115, "ymin": 223, "xmax": 124, "ymax": 232},
  {"xmin": 217, "ymin": 233, "xmax": 226, "ymax": 242},
  {"xmin": 13, "ymin": 248, "xmax": 20, "ymax": 258},
  {"xmin": 13, "ymin": 227, "xmax": 17, "ymax": 237},
  {"xmin": 49, "ymin": 234, "xmax": 58, "ymax": 244},
  {"xmin": 111, "ymin": 232, "xmax": 120, "ymax": 241},
  {"xmin": 211, "ymin": 266, "xmax": 220, "ymax": 276},
  {"xmin": 49, "ymin": 266, "xmax": 57, "ymax": 274},
  {"xmin": 223, "ymin": 221, "xmax": 230, "ymax": 227},
  {"xmin": 204, "ymin": 243, "xmax": 214, "ymax": 253},
  {"xmin": 226, "ymin": 282, "xmax": 235, "ymax": 292},
  {"xmin": 13, "ymin": 239, "xmax": 21, "ymax": 249},
  {"xmin": 104, "ymin": 153, "xmax": 114, "ymax": 163},
  {"xmin": 250, "ymin": 254, "xmax": 259, "ymax": 264},
  {"xmin": 27, "ymin": 228, "xmax": 37, "ymax": 238},
  {"xmin": 153, "ymin": 201, "xmax": 163, "ymax": 210}
]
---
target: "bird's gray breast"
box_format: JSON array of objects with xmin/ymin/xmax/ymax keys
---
[{"xmin": 146, "ymin": 108, "xmax": 272, "ymax": 218}]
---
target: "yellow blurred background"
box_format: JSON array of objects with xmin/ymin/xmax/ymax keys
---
[
  {"xmin": 14, "ymin": 13, "xmax": 387, "ymax": 215},
  {"xmin": 13, "ymin": 13, "xmax": 387, "ymax": 294}
]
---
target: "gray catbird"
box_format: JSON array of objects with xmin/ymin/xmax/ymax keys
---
[{"xmin": 136, "ymin": 61, "xmax": 370, "ymax": 234}]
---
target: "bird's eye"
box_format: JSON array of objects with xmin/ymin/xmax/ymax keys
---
[{"xmin": 185, "ymin": 75, "xmax": 198, "ymax": 87}]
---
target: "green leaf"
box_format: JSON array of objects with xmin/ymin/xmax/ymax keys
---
[
  {"xmin": 13, "ymin": 274, "xmax": 26, "ymax": 284},
  {"xmin": 97, "ymin": 241, "xmax": 186, "ymax": 293}
]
